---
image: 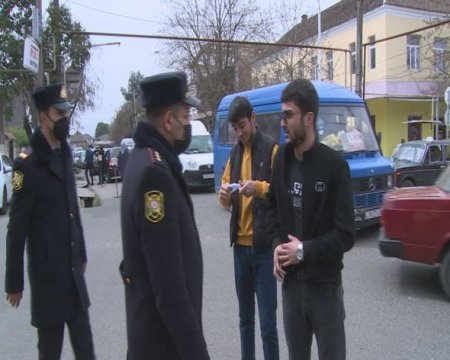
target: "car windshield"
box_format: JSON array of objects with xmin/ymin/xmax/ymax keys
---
[
  {"xmin": 392, "ymin": 144, "xmax": 426, "ymax": 163},
  {"xmin": 184, "ymin": 135, "xmax": 213, "ymax": 154},
  {"xmin": 435, "ymin": 165, "xmax": 450, "ymax": 193},
  {"xmin": 317, "ymin": 106, "xmax": 379, "ymax": 153}
]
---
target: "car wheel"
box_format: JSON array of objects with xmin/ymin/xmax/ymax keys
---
[
  {"xmin": 0, "ymin": 187, "xmax": 6, "ymax": 215},
  {"xmin": 401, "ymin": 179, "xmax": 414, "ymax": 187},
  {"xmin": 439, "ymin": 248, "xmax": 450, "ymax": 300}
]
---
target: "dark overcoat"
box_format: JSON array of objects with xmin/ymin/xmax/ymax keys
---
[
  {"xmin": 5, "ymin": 128, "xmax": 90, "ymax": 328},
  {"xmin": 120, "ymin": 121, "xmax": 209, "ymax": 360}
]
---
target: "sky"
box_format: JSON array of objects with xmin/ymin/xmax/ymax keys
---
[{"xmin": 41, "ymin": 0, "xmax": 340, "ymax": 136}]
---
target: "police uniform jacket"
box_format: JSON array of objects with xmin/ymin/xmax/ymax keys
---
[
  {"xmin": 5, "ymin": 127, "xmax": 90, "ymax": 327},
  {"xmin": 120, "ymin": 121, "xmax": 209, "ymax": 360}
]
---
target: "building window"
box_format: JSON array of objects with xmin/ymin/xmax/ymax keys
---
[
  {"xmin": 311, "ymin": 56, "xmax": 319, "ymax": 80},
  {"xmin": 350, "ymin": 42, "xmax": 356, "ymax": 74},
  {"xmin": 434, "ymin": 38, "xmax": 446, "ymax": 73},
  {"xmin": 407, "ymin": 35, "xmax": 420, "ymax": 70},
  {"xmin": 326, "ymin": 50, "xmax": 333, "ymax": 81},
  {"xmin": 368, "ymin": 35, "xmax": 376, "ymax": 70}
]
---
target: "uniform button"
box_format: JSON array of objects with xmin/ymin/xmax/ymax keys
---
[
  {"xmin": 71, "ymin": 241, "xmax": 74, "ymax": 246},
  {"xmin": 126, "ymin": 278, "xmax": 131, "ymax": 284},
  {"xmin": 70, "ymin": 213, "xmax": 74, "ymax": 219},
  {"xmin": 72, "ymin": 267, "xmax": 75, "ymax": 271}
]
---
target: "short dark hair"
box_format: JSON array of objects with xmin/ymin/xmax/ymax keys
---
[
  {"xmin": 281, "ymin": 79, "xmax": 319, "ymax": 118},
  {"xmin": 228, "ymin": 96, "xmax": 253, "ymax": 124}
]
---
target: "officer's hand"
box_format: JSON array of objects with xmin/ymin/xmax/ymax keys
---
[
  {"xmin": 6, "ymin": 292, "xmax": 22, "ymax": 308},
  {"xmin": 240, "ymin": 180, "xmax": 256, "ymax": 197},
  {"xmin": 219, "ymin": 183, "xmax": 230, "ymax": 202}
]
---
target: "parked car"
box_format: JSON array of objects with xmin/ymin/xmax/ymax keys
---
[
  {"xmin": 392, "ymin": 139, "xmax": 450, "ymax": 187},
  {"xmin": 378, "ymin": 165, "xmax": 450, "ymax": 299},
  {"xmin": 104, "ymin": 146, "xmax": 121, "ymax": 183},
  {"xmin": 72, "ymin": 149, "xmax": 86, "ymax": 170},
  {"xmin": 0, "ymin": 153, "xmax": 13, "ymax": 214}
]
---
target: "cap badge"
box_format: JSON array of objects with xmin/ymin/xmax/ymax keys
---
[{"xmin": 145, "ymin": 191, "xmax": 164, "ymax": 222}]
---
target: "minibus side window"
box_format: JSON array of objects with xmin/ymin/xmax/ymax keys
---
[{"xmin": 255, "ymin": 113, "xmax": 281, "ymax": 142}]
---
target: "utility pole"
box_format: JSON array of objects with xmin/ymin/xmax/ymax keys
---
[
  {"xmin": 54, "ymin": 0, "xmax": 63, "ymax": 83},
  {"xmin": 31, "ymin": 0, "xmax": 44, "ymax": 128},
  {"xmin": 355, "ymin": 0, "xmax": 363, "ymax": 96}
]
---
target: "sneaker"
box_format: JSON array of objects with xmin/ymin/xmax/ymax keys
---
[{"xmin": 82, "ymin": 184, "xmax": 89, "ymax": 188}]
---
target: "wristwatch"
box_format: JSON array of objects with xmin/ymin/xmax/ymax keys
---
[{"xmin": 296, "ymin": 242, "xmax": 304, "ymax": 261}]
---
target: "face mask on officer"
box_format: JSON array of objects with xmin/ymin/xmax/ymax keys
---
[
  {"xmin": 172, "ymin": 114, "xmax": 192, "ymax": 155},
  {"xmin": 49, "ymin": 115, "xmax": 70, "ymax": 141}
]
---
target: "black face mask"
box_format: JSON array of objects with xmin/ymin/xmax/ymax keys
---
[
  {"xmin": 50, "ymin": 116, "xmax": 70, "ymax": 141},
  {"xmin": 174, "ymin": 123, "xmax": 192, "ymax": 155}
]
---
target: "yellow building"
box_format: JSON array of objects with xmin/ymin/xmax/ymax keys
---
[{"xmin": 252, "ymin": 0, "xmax": 450, "ymax": 156}]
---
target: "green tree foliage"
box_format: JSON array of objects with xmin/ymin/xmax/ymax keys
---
[
  {"xmin": 109, "ymin": 71, "xmax": 144, "ymax": 142},
  {"xmin": 0, "ymin": 0, "xmax": 34, "ymax": 117},
  {"xmin": 95, "ymin": 122, "xmax": 110, "ymax": 138},
  {"xmin": 7, "ymin": 126, "xmax": 29, "ymax": 147},
  {"xmin": 0, "ymin": 1, "xmax": 96, "ymax": 128}
]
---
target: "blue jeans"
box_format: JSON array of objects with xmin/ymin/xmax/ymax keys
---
[{"xmin": 233, "ymin": 245, "xmax": 279, "ymax": 360}]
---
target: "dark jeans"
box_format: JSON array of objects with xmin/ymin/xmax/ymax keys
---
[
  {"xmin": 37, "ymin": 306, "xmax": 95, "ymax": 360},
  {"xmin": 85, "ymin": 164, "xmax": 94, "ymax": 185},
  {"xmin": 282, "ymin": 277, "xmax": 346, "ymax": 360},
  {"xmin": 233, "ymin": 245, "xmax": 279, "ymax": 360}
]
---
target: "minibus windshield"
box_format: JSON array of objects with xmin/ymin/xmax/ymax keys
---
[
  {"xmin": 185, "ymin": 135, "xmax": 213, "ymax": 154},
  {"xmin": 318, "ymin": 106, "xmax": 379, "ymax": 152}
]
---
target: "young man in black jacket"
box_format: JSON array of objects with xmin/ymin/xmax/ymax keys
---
[
  {"xmin": 267, "ymin": 79, "xmax": 355, "ymax": 360},
  {"xmin": 219, "ymin": 96, "xmax": 279, "ymax": 360}
]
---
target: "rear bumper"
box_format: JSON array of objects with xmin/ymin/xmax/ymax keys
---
[{"xmin": 378, "ymin": 228, "xmax": 403, "ymax": 259}]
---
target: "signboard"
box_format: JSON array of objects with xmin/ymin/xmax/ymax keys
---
[
  {"xmin": 23, "ymin": 37, "xmax": 39, "ymax": 74},
  {"xmin": 32, "ymin": 7, "xmax": 42, "ymax": 43}
]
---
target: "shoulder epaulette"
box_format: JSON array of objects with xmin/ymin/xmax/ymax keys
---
[{"xmin": 146, "ymin": 148, "xmax": 164, "ymax": 164}]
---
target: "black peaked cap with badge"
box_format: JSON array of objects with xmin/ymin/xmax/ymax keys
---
[
  {"xmin": 32, "ymin": 84, "xmax": 72, "ymax": 112},
  {"xmin": 140, "ymin": 71, "xmax": 201, "ymax": 109}
]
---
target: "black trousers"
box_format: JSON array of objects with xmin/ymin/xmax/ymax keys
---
[
  {"xmin": 85, "ymin": 164, "xmax": 94, "ymax": 185},
  {"xmin": 282, "ymin": 277, "xmax": 346, "ymax": 360},
  {"xmin": 37, "ymin": 306, "xmax": 95, "ymax": 360}
]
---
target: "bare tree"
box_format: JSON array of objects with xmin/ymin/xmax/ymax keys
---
[
  {"xmin": 109, "ymin": 101, "xmax": 136, "ymax": 144},
  {"xmin": 252, "ymin": 0, "xmax": 317, "ymax": 87},
  {"xmin": 162, "ymin": 0, "xmax": 271, "ymax": 127}
]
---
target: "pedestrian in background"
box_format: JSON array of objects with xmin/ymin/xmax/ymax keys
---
[
  {"xmin": 4, "ymin": 84, "xmax": 96, "ymax": 359},
  {"xmin": 84, "ymin": 144, "xmax": 94, "ymax": 187},
  {"xmin": 118, "ymin": 140, "xmax": 129, "ymax": 178},
  {"xmin": 119, "ymin": 71, "xmax": 210, "ymax": 360},
  {"xmin": 219, "ymin": 96, "xmax": 279, "ymax": 360},
  {"xmin": 267, "ymin": 79, "xmax": 355, "ymax": 360},
  {"xmin": 96, "ymin": 146, "xmax": 106, "ymax": 184}
]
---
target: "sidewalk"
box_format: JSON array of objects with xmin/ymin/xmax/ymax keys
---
[{"xmin": 76, "ymin": 176, "xmax": 122, "ymax": 206}]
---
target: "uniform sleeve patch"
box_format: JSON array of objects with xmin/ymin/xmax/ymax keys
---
[
  {"xmin": 12, "ymin": 171, "xmax": 24, "ymax": 191},
  {"xmin": 145, "ymin": 191, "xmax": 164, "ymax": 223}
]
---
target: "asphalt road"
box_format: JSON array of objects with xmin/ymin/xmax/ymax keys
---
[{"xmin": 0, "ymin": 189, "xmax": 449, "ymax": 359}]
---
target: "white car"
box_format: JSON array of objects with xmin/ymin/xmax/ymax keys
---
[{"xmin": 0, "ymin": 153, "xmax": 13, "ymax": 214}]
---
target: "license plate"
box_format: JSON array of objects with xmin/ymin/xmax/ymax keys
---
[
  {"xmin": 365, "ymin": 209, "xmax": 380, "ymax": 220},
  {"xmin": 203, "ymin": 173, "xmax": 214, "ymax": 179}
]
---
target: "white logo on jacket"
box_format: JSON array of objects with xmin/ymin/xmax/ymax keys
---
[{"xmin": 315, "ymin": 181, "xmax": 326, "ymax": 192}]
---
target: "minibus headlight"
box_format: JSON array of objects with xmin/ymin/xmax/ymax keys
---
[{"xmin": 387, "ymin": 175, "xmax": 393, "ymax": 188}]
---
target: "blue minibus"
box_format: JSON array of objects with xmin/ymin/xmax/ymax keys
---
[{"xmin": 213, "ymin": 81, "xmax": 394, "ymax": 229}]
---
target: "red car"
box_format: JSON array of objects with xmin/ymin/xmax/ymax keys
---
[{"xmin": 379, "ymin": 165, "xmax": 450, "ymax": 299}]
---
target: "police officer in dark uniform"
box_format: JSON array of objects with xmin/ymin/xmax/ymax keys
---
[
  {"xmin": 119, "ymin": 72, "xmax": 210, "ymax": 360},
  {"xmin": 5, "ymin": 84, "xmax": 96, "ymax": 360}
]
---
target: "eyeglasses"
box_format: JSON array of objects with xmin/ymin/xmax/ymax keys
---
[{"xmin": 280, "ymin": 110, "xmax": 302, "ymax": 122}]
